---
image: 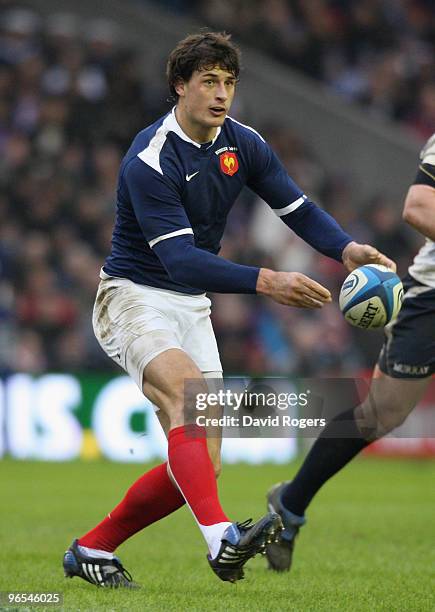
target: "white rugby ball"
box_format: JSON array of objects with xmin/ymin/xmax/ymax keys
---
[{"xmin": 339, "ymin": 264, "xmax": 403, "ymax": 329}]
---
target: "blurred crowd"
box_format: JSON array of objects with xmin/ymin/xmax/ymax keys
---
[
  {"xmin": 153, "ymin": 0, "xmax": 435, "ymax": 139},
  {"xmin": 0, "ymin": 5, "xmax": 422, "ymax": 378}
]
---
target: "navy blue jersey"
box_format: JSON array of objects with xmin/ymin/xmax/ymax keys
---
[{"xmin": 104, "ymin": 108, "xmax": 308, "ymax": 294}]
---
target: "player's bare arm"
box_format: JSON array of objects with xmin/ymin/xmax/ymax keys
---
[
  {"xmin": 402, "ymin": 183, "xmax": 435, "ymax": 240},
  {"xmin": 402, "ymin": 136, "xmax": 435, "ymax": 239}
]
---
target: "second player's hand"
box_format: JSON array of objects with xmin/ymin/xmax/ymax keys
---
[
  {"xmin": 342, "ymin": 241, "xmax": 396, "ymax": 273},
  {"xmin": 256, "ymin": 269, "xmax": 332, "ymax": 308}
]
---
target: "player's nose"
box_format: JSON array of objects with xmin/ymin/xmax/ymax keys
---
[{"xmin": 215, "ymin": 82, "xmax": 228, "ymax": 101}]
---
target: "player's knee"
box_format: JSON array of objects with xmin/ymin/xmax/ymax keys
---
[
  {"xmin": 153, "ymin": 392, "xmax": 185, "ymax": 421},
  {"xmin": 148, "ymin": 380, "xmax": 207, "ymax": 424},
  {"xmin": 358, "ymin": 400, "xmax": 412, "ymax": 439}
]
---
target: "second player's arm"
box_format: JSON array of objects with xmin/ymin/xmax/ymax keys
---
[{"xmin": 402, "ymin": 163, "xmax": 435, "ymax": 240}]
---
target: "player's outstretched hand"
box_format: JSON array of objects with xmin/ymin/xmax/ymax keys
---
[
  {"xmin": 257, "ymin": 269, "xmax": 332, "ymax": 308},
  {"xmin": 342, "ymin": 241, "xmax": 396, "ymax": 273}
]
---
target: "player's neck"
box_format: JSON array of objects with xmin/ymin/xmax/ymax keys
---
[{"xmin": 174, "ymin": 106, "xmax": 217, "ymax": 145}]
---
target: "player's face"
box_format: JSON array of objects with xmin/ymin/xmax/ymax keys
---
[{"xmin": 175, "ymin": 66, "xmax": 237, "ymax": 143}]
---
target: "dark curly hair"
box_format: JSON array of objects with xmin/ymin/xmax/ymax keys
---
[{"xmin": 166, "ymin": 32, "xmax": 241, "ymax": 100}]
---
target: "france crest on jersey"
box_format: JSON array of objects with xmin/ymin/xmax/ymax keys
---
[{"xmin": 104, "ymin": 108, "xmax": 306, "ymax": 294}]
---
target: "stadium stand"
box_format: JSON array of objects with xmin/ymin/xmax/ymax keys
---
[
  {"xmin": 151, "ymin": 0, "xmax": 435, "ymax": 139},
  {"xmin": 0, "ymin": 4, "xmax": 426, "ymax": 377}
]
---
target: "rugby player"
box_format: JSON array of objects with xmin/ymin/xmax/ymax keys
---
[
  {"xmin": 266, "ymin": 133, "xmax": 435, "ymax": 573},
  {"xmin": 62, "ymin": 32, "xmax": 394, "ymax": 587}
]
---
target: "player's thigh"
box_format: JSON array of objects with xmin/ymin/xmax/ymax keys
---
[
  {"xmin": 93, "ymin": 276, "xmax": 183, "ymax": 390},
  {"xmin": 141, "ymin": 289, "xmax": 222, "ymax": 419},
  {"xmin": 181, "ymin": 299, "xmax": 222, "ymax": 376},
  {"xmin": 143, "ymin": 348, "xmax": 208, "ymax": 423},
  {"xmin": 365, "ymin": 279, "xmax": 435, "ymax": 428},
  {"xmin": 377, "ymin": 276, "xmax": 435, "ymax": 379}
]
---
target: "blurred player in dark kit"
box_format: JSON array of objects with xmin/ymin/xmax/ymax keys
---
[{"xmin": 266, "ymin": 134, "xmax": 435, "ymax": 573}]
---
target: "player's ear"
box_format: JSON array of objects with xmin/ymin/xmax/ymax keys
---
[{"xmin": 174, "ymin": 78, "xmax": 185, "ymax": 98}]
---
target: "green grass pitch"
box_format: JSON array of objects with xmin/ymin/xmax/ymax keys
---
[{"xmin": 1, "ymin": 457, "xmax": 434, "ymax": 611}]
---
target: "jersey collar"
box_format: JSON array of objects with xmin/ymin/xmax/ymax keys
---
[{"xmin": 170, "ymin": 107, "xmax": 221, "ymax": 149}]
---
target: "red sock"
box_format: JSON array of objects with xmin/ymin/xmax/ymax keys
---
[
  {"xmin": 168, "ymin": 425, "xmax": 229, "ymax": 526},
  {"xmin": 78, "ymin": 462, "xmax": 185, "ymax": 552}
]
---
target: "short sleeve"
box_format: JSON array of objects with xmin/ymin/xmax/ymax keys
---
[
  {"xmin": 414, "ymin": 134, "xmax": 435, "ymax": 188},
  {"xmin": 420, "ymin": 134, "xmax": 435, "ymax": 165}
]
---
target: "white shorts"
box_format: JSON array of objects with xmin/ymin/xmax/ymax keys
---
[{"xmin": 92, "ymin": 271, "xmax": 222, "ymax": 389}]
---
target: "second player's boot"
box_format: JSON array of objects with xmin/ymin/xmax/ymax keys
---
[{"xmin": 265, "ymin": 482, "xmax": 306, "ymax": 572}]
